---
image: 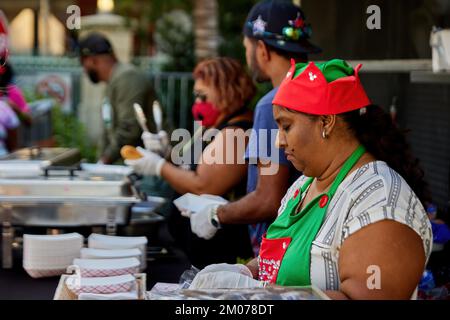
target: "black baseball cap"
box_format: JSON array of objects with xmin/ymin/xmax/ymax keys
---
[
  {"xmin": 78, "ymin": 33, "xmax": 114, "ymax": 58},
  {"xmin": 243, "ymin": 0, "xmax": 322, "ymax": 55}
]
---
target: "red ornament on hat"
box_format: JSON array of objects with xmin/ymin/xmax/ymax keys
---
[
  {"xmin": 273, "ymin": 60, "xmax": 371, "ymax": 115},
  {"xmin": 294, "ymin": 17, "xmax": 304, "ymax": 29}
]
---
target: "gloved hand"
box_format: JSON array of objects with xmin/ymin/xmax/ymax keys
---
[
  {"xmin": 189, "ymin": 270, "xmax": 264, "ymax": 290},
  {"xmin": 190, "ymin": 204, "xmax": 219, "ymax": 240},
  {"xmin": 142, "ymin": 131, "xmax": 171, "ymax": 158},
  {"xmin": 198, "ymin": 263, "xmax": 253, "ymax": 278},
  {"xmin": 124, "ymin": 147, "xmax": 166, "ymax": 176},
  {"xmin": 180, "ymin": 194, "xmax": 228, "ymax": 218}
]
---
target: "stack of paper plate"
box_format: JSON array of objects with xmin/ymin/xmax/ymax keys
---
[
  {"xmin": 80, "ymin": 247, "xmax": 143, "ymax": 273},
  {"xmin": 23, "ymin": 233, "xmax": 83, "ymax": 278},
  {"xmin": 87, "ymin": 234, "xmax": 148, "ymax": 270}
]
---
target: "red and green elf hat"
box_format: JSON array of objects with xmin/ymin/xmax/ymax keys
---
[{"xmin": 272, "ymin": 59, "xmax": 371, "ymax": 115}]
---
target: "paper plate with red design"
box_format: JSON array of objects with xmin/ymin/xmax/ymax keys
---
[
  {"xmin": 65, "ymin": 274, "xmax": 135, "ymax": 295},
  {"xmin": 73, "ymin": 258, "xmax": 140, "ymax": 277}
]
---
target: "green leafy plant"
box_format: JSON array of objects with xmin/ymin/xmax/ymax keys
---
[{"xmin": 51, "ymin": 107, "xmax": 97, "ymax": 163}]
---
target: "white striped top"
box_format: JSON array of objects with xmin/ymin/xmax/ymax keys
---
[{"xmin": 277, "ymin": 161, "xmax": 433, "ymax": 292}]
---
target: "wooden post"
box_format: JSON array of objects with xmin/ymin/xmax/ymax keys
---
[
  {"xmin": 39, "ymin": 0, "xmax": 50, "ymax": 55},
  {"xmin": 193, "ymin": 0, "xmax": 219, "ymax": 61}
]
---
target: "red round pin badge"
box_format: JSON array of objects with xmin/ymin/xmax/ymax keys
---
[{"xmin": 319, "ymin": 195, "xmax": 329, "ymax": 208}]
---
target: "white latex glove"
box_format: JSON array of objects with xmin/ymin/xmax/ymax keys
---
[
  {"xmin": 198, "ymin": 263, "xmax": 253, "ymax": 278},
  {"xmin": 178, "ymin": 194, "xmax": 228, "ymax": 218},
  {"xmin": 180, "ymin": 209, "xmax": 192, "ymax": 218},
  {"xmin": 142, "ymin": 130, "xmax": 170, "ymax": 157},
  {"xmin": 124, "ymin": 146, "xmax": 165, "ymax": 176},
  {"xmin": 190, "ymin": 204, "xmax": 219, "ymax": 240},
  {"xmin": 189, "ymin": 270, "xmax": 264, "ymax": 290}
]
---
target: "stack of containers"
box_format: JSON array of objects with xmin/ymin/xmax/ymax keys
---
[
  {"xmin": 65, "ymin": 234, "xmax": 148, "ymax": 299},
  {"xmin": 23, "ymin": 233, "xmax": 83, "ymax": 278},
  {"xmin": 86, "ymin": 234, "xmax": 148, "ymax": 271}
]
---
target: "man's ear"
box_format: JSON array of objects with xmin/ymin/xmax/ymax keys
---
[{"xmin": 257, "ymin": 40, "xmax": 271, "ymax": 63}]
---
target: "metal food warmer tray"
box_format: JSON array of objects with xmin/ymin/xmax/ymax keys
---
[
  {"xmin": 0, "ymin": 158, "xmax": 166, "ymax": 269},
  {"xmin": 0, "ymin": 147, "xmax": 82, "ymax": 167}
]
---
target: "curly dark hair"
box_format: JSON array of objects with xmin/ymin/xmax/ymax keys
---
[{"xmin": 340, "ymin": 105, "xmax": 431, "ymax": 205}]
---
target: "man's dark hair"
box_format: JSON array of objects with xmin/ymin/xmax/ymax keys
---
[
  {"xmin": 264, "ymin": 42, "xmax": 308, "ymax": 62},
  {"xmin": 248, "ymin": 37, "xmax": 308, "ymax": 62}
]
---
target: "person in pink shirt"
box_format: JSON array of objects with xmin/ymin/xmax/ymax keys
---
[
  {"xmin": 0, "ymin": 100, "xmax": 19, "ymax": 156},
  {"xmin": 0, "ymin": 62, "xmax": 32, "ymax": 126}
]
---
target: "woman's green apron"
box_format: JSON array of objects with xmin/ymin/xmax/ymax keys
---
[{"xmin": 258, "ymin": 145, "xmax": 366, "ymax": 286}]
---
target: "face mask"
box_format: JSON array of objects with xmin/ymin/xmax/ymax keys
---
[
  {"xmin": 192, "ymin": 101, "xmax": 220, "ymax": 127},
  {"xmin": 87, "ymin": 69, "xmax": 100, "ymax": 84}
]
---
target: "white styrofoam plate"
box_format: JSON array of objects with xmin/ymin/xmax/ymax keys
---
[
  {"xmin": 88, "ymin": 234, "xmax": 148, "ymax": 271},
  {"xmin": 24, "ymin": 233, "xmax": 83, "ymax": 242},
  {"xmin": 73, "ymin": 258, "xmax": 140, "ymax": 269},
  {"xmin": 80, "ymin": 248, "xmax": 141, "ymax": 260},
  {"xmin": 88, "ymin": 234, "xmax": 147, "ymax": 248}
]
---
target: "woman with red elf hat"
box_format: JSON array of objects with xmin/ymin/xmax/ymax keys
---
[{"xmin": 190, "ymin": 59, "xmax": 433, "ymax": 300}]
